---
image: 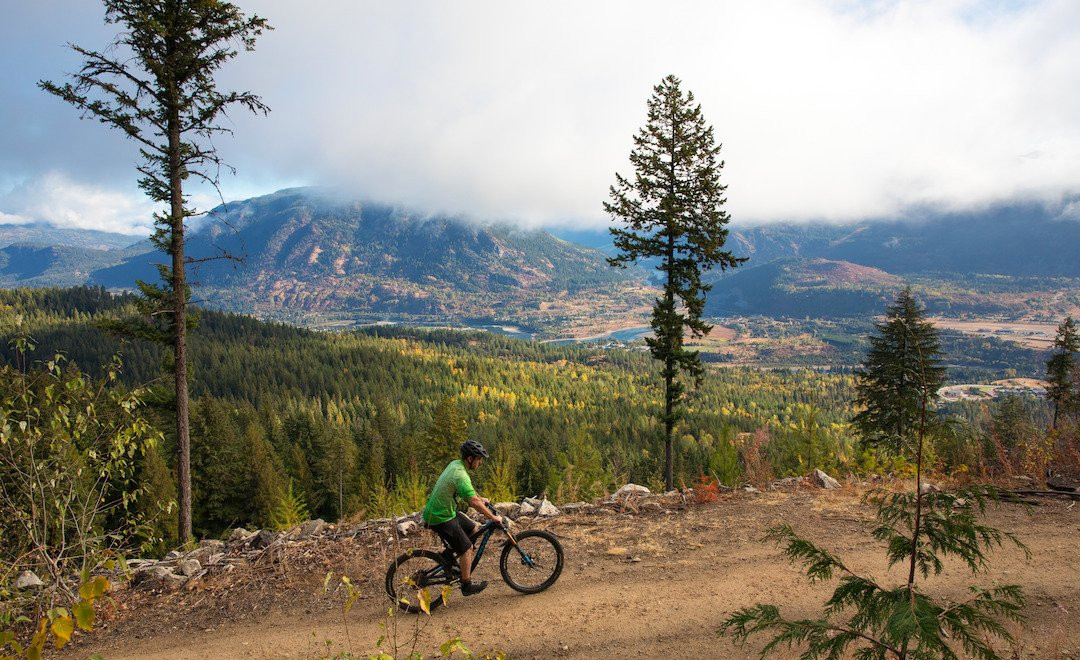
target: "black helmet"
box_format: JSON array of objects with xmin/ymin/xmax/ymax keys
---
[{"xmin": 461, "ymin": 439, "xmax": 489, "ymax": 460}]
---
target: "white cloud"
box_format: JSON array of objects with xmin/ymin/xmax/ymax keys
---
[
  {"xmin": 0, "ymin": 211, "xmax": 31, "ymax": 225},
  {"xmin": 7, "ymin": 0, "xmax": 1080, "ymax": 231},
  {"xmin": 0, "ymin": 172, "xmax": 154, "ymax": 235}
]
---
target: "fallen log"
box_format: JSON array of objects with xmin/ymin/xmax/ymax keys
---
[{"xmin": 1002, "ymin": 489, "xmax": 1080, "ymax": 501}]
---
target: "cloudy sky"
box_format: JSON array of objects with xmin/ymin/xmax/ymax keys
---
[{"xmin": 2, "ymin": 0, "xmax": 1079, "ymax": 235}]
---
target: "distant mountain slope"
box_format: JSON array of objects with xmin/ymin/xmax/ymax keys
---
[
  {"xmin": 731, "ymin": 203, "xmax": 1080, "ymax": 277},
  {"xmin": 0, "ymin": 223, "xmax": 141, "ymax": 251},
  {"xmin": 91, "ymin": 188, "xmax": 646, "ymax": 323},
  {"xmin": 706, "ymin": 258, "xmax": 907, "ymax": 317}
]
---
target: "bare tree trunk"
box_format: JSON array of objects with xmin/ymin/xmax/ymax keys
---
[
  {"xmin": 664, "ymin": 362, "xmax": 674, "ymax": 491},
  {"xmin": 169, "ymin": 109, "xmax": 192, "ymax": 546}
]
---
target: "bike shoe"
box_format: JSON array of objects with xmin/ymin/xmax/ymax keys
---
[{"xmin": 460, "ymin": 580, "xmax": 487, "ymax": 597}]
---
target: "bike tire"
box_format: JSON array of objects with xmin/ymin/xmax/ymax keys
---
[
  {"xmin": 385, "ymin": 549, "xmax": 452, "ymax": 614},
  {"xmin": 499, "ymin": 529, "xmax": 564, "ymax": 594}
]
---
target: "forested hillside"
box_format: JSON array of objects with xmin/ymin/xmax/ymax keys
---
[{"xmin": 0, "ymin": 287, "xmax": 1050, "ymax": 545}]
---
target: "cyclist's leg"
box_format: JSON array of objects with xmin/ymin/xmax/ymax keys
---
[
  {"xmin": 457, "ymin": 511, "xmax": 480, "ymax": 540},
  {"xmin": 430, "ymin": 516, "xmax": 473, "ymax": 580},
  {"xmin": 454, "ymin": 512, "xmax": 482, "ymax": 580}
]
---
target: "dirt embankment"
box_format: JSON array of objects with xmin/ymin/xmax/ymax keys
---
[{"xmin": 69, "ymin": 488, "xmax": 1078, "ymax": 659}]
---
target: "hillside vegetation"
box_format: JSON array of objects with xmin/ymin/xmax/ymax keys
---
[{"xmin": 0, "ymin": 286, "xmax": 1055, "ymax": 546}]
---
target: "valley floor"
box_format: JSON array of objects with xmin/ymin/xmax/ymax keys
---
[{"xmin": 71, "ymin": 488, "xmax": 1077, "ymax": 659}]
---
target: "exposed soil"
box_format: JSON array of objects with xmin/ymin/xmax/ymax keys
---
[{"xmin": 67, "ymin": 488, "xmax": 1078, "ymax": 659}]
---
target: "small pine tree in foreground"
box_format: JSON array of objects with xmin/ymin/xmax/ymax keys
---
[
  {"xmin": 720, "ymin": 290, "xmax": 1030, "ymax": 659},
  {"xmin": 269, "ymin": 479, "xmax": 310, "ymax": 531}
]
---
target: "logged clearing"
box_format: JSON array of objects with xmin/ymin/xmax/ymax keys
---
[{"xmin": 69, "ymin": 488, "xmax": 1078, "ymax": 659}]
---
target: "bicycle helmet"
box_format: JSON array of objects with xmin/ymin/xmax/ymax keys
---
[{"xmin": 461, "ymin": 439, "xmax": 489, "ymax": 460}]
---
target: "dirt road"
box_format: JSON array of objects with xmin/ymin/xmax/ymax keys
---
[{"xmin": 75, "ymin": 489, "xmax": 1078, "ymax": 659}]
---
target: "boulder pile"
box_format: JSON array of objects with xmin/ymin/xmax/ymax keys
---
[{"xmin": 116, "ymin": 477, "xmax": 841, "ymax": 594}]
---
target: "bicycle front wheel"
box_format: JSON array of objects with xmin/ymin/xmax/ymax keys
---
[
  {"xmin": 499, "ymin": 529, "xmax": 564, "ymax": 594},
  {"xmin": 385, "ymin": 549, "xmax": 452, "ymax": 613}
]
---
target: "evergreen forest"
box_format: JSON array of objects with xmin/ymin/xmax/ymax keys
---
[{"xmin": 0, "ymin": 286, "xmax": 1056, "ymax": 547}]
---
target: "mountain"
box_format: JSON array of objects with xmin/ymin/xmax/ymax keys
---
[
  {"xmin": 729, "ymin": 203, "xmax": 1080, "ymax": 277},
  {"xmin": 91, "ymin": 188, "xmax": 647, "ymax": 327},
  {"xmin": 705, "ymin": 258, "xmax": 907, "ymax": 317},
  {"xmin": 0, "ymin": 223, "xmax": 140, "ymax": 251},
  {"xmin": 0, "ymin": 223, "xmax": 144, "ymax": 287},
  {"xmin": 5, "ymin": 194, "xmax": 1077, "ymax": 324}
]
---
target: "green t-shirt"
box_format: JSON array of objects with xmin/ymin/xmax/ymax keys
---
[{"xmin": 423, "ymin": 459, "xmax": 477, "ymax": 525}]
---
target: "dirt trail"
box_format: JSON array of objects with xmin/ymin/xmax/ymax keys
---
[{"xmin": 74, "ymin": 489, "xmax": 1078, "ymax": 659}]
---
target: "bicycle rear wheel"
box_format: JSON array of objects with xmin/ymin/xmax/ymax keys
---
[
  {"xmin": 499, "ymin": 529, "xmax": 564, "ymax": 594},
  {"xmin": 385, "ymin": 549, "xmax": 452, "ymax": 613}
]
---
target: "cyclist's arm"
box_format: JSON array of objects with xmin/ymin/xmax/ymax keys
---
[{"xmin": 466, "ymin": 496, "xmax": 503, "ymax": 526}]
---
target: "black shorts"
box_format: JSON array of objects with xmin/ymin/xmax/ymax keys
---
[{"xmin": 430, "ymin": 512, "xmax": 479, "ymax": 556}]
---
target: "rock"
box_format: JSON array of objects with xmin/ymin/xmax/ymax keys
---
[
  {"xmin": 493, "ymin": 502, "xmax": 522, "ymax": 518},
  {"xmin": 226, "ymin": 529, "xmax": 253, "ymax": 544},
  {"xmin": 396, "ymin": 520, "xmax": 418, "ymax": 536},
  {"xmin": 207, "ymin": 552, "xmax": 225, "ymax": 566},
  {"xmin": 558, "ymin": 502, "xmax": 591, "ymax": 513},
  {"xmin": 743, "ymin": 485, "xmax": 760, "ymax": 494},
  {"xmin": 163, "ymin": 550, "xmax": 183, "ymax": 561},
  {"xmin": 537, "ymin": 500, "xmax": 561, "ymax": 517},
  {"xmin": 179, "ymin": 559, "xmax": 202, "ymax": 577},
  {"xmin": 229, "ymin": 527, "xmax": 257, "ymax": 544},
  {"xmin": 611, "ymin": 484, "xmax": 650, "ymax": 500},
  {"xmin": 770, "ymin": 476, "xmax": 805, "ymax": 489},
  {"xmin": 812, "ymin": 469, "xmax": 841, "ymax": 490},
  {"xmin": 186, "ymin": 545, "xmax": 219, "ymax": 565},
  {"xmin": 519, "ymin": 501, "xmax": 537, "ymax": 515},
  {"xmin": 1048, "ymin": 476, "xmax": 1080, "ymax": 493},
  {"xmin": 296, "ymin": 519, "xmax": 326, "ymax": 539},
  {"xmin": 127, "ymin": 558, "xmax": 158, "ymax": 570},
  {"xmin": 247, "ymin": 529, "xmax": 277, "ymax": 549},
  {"xmin": 919, "ymin": 482, "xmax": 940, "ymax": 495},
  {"xmin": 200, "ymin": 539, "xmax": 225, "ymax": 550},
  {"xmin": 146, "ymin": 566, "xmax": 184, "ymax": 591},
  {"xmin": 14, "ymin": 571, "xmax": 44, "ymax": 590}
]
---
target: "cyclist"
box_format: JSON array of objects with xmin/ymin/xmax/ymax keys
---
[{"xmin": 422, "ymin": 439, "xmax": 504, "ymax": 596}]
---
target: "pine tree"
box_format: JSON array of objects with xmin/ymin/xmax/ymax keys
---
[
  {"xmin": 245, "ymin": 421, "xmax": 284, "ymax": 527},
  {"xmin": 318, "ymin": 426, "xmax": 358, "ymax": 520},
  {"xmin": 721, "ymin": 293, "xmax": 1028, "ymax": 659},
  {"xmin": 605, "ymin": 74, "xmax": 744, "ymax": 490},
  {"xmin": 1046, "ymin": 316, "xmax": 1079, "ymax": 429},
  {"xmin": 269, "ymin": 479, "xmax": 310, "ymax": 532},
  {"xmin": 852, "ymin": 287, "xmax": 946, "ymax": 455},
  {"xmin": 422, "ymin": 396, "xmax": 468, "ymax": 474},
  {"xmin": 40, "ymin": 0, "xmax": 271, "ymax": 544}
]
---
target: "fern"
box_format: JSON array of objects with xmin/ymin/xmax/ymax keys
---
[{"xmin": 269, "ymin": 479, "xmax": 310, "ymax": 531}]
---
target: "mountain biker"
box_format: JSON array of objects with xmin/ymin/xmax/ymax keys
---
[{"xmin": 422, "ymin": 439, "xmax": 504, "ymax": 596}]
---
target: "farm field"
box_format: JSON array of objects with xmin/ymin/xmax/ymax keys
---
[{"xmin": 930, "ymin": 317, "xmax": 1061, "ymax": 350}]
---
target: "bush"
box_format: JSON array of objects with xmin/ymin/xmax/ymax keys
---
[{"xmin": 0, "ymin": 334, "xmax": 163, "ymax": 603}]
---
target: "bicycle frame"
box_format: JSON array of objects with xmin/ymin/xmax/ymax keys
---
[{"xmin": 424, "ymin": 520, "xmax": 537, "ymax": 585}]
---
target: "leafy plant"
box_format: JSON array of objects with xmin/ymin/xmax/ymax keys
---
[
  {"xmin": 2, "ymin": 574, "xmax": 111, "ymax": 658},
  {"xmin": 0, "ymin": 327, "xmax": 162, "ymax": 600},
  {"xmin": 269, "ymin": 479, "xmax": 310, "ymax": 531}
]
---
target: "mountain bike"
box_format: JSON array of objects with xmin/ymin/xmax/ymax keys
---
[{"xmin": 385, "ymin": 517, "xmax": 563, "ymax": 613}]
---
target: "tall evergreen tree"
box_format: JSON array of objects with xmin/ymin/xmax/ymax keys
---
[
  {"xmin": 605, "ymin": 74, "xmax": 744, "ymax": 490},
  {"xmin": 422, "ymin": 396, "xmax": 468, "ymax": 474},
  {"xmin": 40, "ymin": 0, "xmax": 271, "ymax": 544},
  {"xmin": 852, "ymin": 287, "xmax": 947, "ymax": 454},
  {"xmin": 1045, "ymin": 316, "xmax": 1079, "ymax": 429}
]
